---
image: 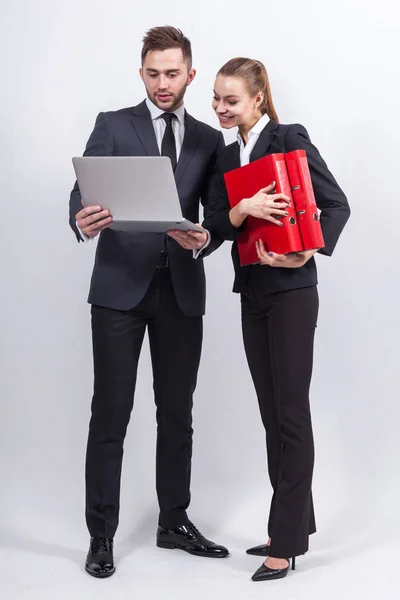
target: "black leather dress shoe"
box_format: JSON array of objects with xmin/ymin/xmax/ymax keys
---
[
  {"xmin": 246, "ymin": 543, "xmax": 270, "ymax": 556},
  {"xmin": 156, "ymin": 522, "xmax": 229, "ymax": 558},
  {"xmin": 85, "ymin": 537, "xmax": 115, "ymax": 578},
  {"xmin": 251, "ymin": 557, "xmax": 295, "ymax": 582}
]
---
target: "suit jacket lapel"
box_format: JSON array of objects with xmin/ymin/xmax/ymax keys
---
[
  {"xmin": 249, "ymin": 119, "xmax": 279, "ymax": 163},
  {"xmin": 229, "ymin": 142, "xmax": 241, "ymax": 171},
  {"xmin": 223, "ymin": 119, "xmax": 278, "ymax": 173},
  {"xmin": 174, "ymin": 112, "xmax": 200, "ymax": 185},
  {"xmin": 130, "ymin": 100, "xmax": 160, "ymax": 157},
  {"xmin": 219, "ymin": 141, "xmax": 240, "ymax": 175}
]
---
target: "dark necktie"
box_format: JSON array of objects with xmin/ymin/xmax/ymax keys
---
[{"xmin": 161, "ymin": 112, "xmax": 177, "ymax": 171}]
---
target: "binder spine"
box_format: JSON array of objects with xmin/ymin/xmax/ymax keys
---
[{"xmin": 285, "ymin": 150, "xmax": 325, "ymax": 251}]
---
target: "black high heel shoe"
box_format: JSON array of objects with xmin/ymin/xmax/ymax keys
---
[
  {"xmin": 246, "ymin": 543, "xmax": 270, "ymax": 556},
  {"xmin": 251, "ymin": 556, "xmax": 296, "ymax": 582}
]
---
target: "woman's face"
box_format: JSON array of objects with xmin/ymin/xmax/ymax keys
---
[{"xmin": 212, "ymin": 74, "xmax": 262, "ymax": 130}]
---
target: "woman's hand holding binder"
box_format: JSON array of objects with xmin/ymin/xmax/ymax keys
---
[
  {"xmin": 230, "ymin": 181, "xmax": 291, "ymax": 228},
  {"xmin": 255, "ymin": 239, "xmax": 317, "ymax": 268}
]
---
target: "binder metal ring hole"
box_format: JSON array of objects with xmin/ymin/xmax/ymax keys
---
[
  {"xmin": 291, "ymin": 185, "xmax": 300, "ymax": 191},
  {"xmin": 289, "ymin": 217, "xmax": 296, "ymax": 225},
  {"xmin": 313, "ymin": 213, "xmax": 319, "ymax": 221}
]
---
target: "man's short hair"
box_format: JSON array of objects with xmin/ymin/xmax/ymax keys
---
[{"xmin": 141, "ymin": 26, "xmax": 192, "ymax": 69}]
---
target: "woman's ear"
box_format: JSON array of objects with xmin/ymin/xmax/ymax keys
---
[{"xmin": 254, "ymin": 91, "xmax": 264, "ymax": 109}]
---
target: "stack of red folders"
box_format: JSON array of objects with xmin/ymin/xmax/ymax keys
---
[{"xmin": 223, "ymin": 150, "xmax": 325, "ymax": 266}]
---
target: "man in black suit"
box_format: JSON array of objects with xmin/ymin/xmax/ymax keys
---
[{"xmin": 69, "ymin": 26, "xmax": 229, "ymax": 578}]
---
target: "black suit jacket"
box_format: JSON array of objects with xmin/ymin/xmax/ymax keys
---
[
  {"xmin": 69, "ymin": 101, "xmax": 224, "ymax": 316},
  {"xmin": 203, "ymin": 120, "xmax": 350, "ymax": 294}
]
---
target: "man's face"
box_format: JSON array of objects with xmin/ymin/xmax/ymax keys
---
[{"xmin": 140, "ymin": 48, "xmax": 196, "ymax": 112}]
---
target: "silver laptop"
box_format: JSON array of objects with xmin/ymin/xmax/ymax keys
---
[{"xmin": 72, "ymin": 156, "xmax": 204, "ymax": 233}]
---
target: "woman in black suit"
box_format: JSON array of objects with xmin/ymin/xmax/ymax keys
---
[{"xmin": 204, "ymin": 58, "xmax": 350, "ymax": 582}]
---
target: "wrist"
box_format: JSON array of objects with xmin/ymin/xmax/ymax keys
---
[
  {"xmin": 199, "ymin": 234, "xmax": 207, "ymax": 248},
  {"xmin": 239, "ymin": 198, "xmax": 249, "ymax": 216},
  {"xmin": 306, "ymin": 249, "xmax": 318, "ymax": 258}
]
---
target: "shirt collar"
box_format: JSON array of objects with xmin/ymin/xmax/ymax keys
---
[
  {"xmin": 237, "ymin": 113, "xmax": 270, "ymax": 146},
  {"xmin": 145, "ymin": 97, "xmax": 185, "ymax": 126}
]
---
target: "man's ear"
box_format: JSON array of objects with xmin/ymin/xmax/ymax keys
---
[
  {"xmin": 139, "ymin": 67, "xmax": 144, "ymax": 82},
  {"xmin": 187, "ymin": 68, "xmax": 196, "ymax": 86}
]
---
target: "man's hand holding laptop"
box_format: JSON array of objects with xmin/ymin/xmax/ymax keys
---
[
  {"xmin": 76, "ymin": 205, "xmax": 113, "ymax": 238},
  {"xmin": 167, "ymin": 226, "xmax": 208, "ymax": 250}
]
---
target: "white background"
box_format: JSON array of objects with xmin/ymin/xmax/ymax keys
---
[{"xmin": 1, "ymin": 0, "xmax": 399, "ymax": 598}]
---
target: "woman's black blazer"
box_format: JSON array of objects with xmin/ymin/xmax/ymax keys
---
[{"xmin": 204, "ymin": 120, "xmax": 351, "ymax": 294}]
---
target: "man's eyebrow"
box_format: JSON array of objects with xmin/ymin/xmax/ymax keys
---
[{"xmin": 146, "ymin": 68, "xmax": 181, "ymax": 73}]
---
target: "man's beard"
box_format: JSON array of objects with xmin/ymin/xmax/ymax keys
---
[{"xmin": 147, "ymin": 83, "xmax": 187, "ymax": 112}]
